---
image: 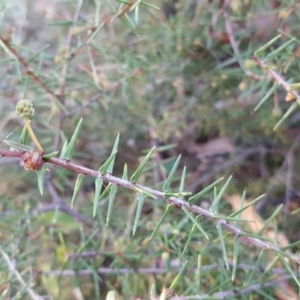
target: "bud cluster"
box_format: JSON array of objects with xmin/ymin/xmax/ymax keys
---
[{"xmin": 15, "ymin": 100, "xmax": 35, "ymax": 119}]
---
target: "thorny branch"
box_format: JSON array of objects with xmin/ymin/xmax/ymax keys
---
[
  {"xmin": 253, "ymin": 56, "xmax": 300, "ymax": 101},
  {"xmin": 0, "ymin": 36, "xmax": 62, "ymax": 103},
  {"xmin": 1, "ymin": 149, "xmax": 300, "ymax": 265},
  {"xmin": 169, "ymin": 274, "xmax": 293, "ymax": 300},
  {"xmin": 0, "ymin": 247, "xmax": 43, "ymax": 300}
]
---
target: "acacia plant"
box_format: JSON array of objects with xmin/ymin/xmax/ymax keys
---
[{"xmin": 1, "ymin": 0, "xmax": 300, "ymax": 299}]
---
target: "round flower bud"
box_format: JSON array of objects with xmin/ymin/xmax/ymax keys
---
[{"xmin": 15, "ymin": 100, "xmax": 35, "ymax": 119}]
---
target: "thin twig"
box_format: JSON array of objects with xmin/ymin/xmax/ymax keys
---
[
  {"xmin": 169, "ymin": 274, "xmax": 293, "ymax": 300},
  {"xmin": 1, "ymin": 149, "xmax": 300, "ymax": 265},
  {"xmin": 223, "ymin": 10, "xmax": 264, "ymax": 80},
  {"xmin": 53, "ymin": 1, "xmax": 83, "ymax": 152},
  {"xmin": 43, "ymin": 262, "xmax": 295, "ymax": 276},
  {"xmin": 0, "ymin": 247, "xmax": 43, "ymax": 300},
  {"xmin": 253, "ymin": 56, "xmax": 300, "ymax": 100},
  {"xmin": 64, "ymin": 68, "xmax": 142, "ymax": 117},
  {"xmin": 0, "ymin": 36, "xmax": 62, "ymax": 103}
]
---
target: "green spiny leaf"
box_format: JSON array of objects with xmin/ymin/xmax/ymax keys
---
[
  {"xmin": 134, "ymin": 4, "xmax": 139, "ymax": 24},
  {"xmin": 87, "ymin": 24, "xmax": 105, "ymax": 44},
  {"xmin": 181, "ymin": 206, "xmax": 209, "ymax": 240},
  {"xmin": 115, "ymin": 0, "xmax": 131, "ymax": 4},
  {"xmin": 273, "ymin": 101, "xmax": 298, "ymax": 130},
  {"xmin": 178, "ymin": 165, "xmax": 186, "ymax": 198},
  {"xmin": 100, "ymin": 183, "xmax": 113, "ymax": 200},
  {"xmin": 122, "ymin": 164, "xmax": 128, "ymax": 180},
  {"xmin": 19, "ymin": 125, "xmax": 28, "ymax": 145},
  {"xmin": 141, "ymin": 1, "xmax": 160, "ymax": 10},
  {"xmin": 43, "ymin": 151, "xmax": 59, "ymax": 159},
  {"xmin": 62, "ymin": 118, "xmax": 83, "ymax": 160},
  {"xmin": 107, "ymin": 134, "xmax": 119, "ymax": 174},
  {"xmin": 265, "ymin": 37, "xmax": 296, "ymax": 61},
  {"xmin": 130, "ymin": 146, "xmax": 155, "ymax": 182},
  {"xmin": 162, "ymin": 154, "xmax": 181, "ymax": 192},
  {"xmin": 196, "ymin": 254, "xmax": 202, "ymax": 294},
  {"xmin": 245, "ymin": 251, "xmax": 266, "ymax": 285},
  {"xmin": 93, "ymin": 178, "xmax": 104, "ymax": 218},
  {"xmin": 253, "ymin": 34, "xmax": 282, "ymax": 56},
  {"xmin": 106, "ymin": 185, "xmax": 118, "ymax": 227},
  {"xmin": 164, "ymin": 192, "xmax": 191, "ymax": 198},
  {"xmin": 121, "ymin": 13, "xmax": 136, "ymax": 32},
  {"xmin": 216, "ymin": 223, "xmax": 229, "ymax": 270},
  {"xmin": 150, "ymin": 283, "xmax": 157, "ymax": 299},
  {"xmin": 283, "ymin": 240, "xmax": 300, "ymax": 251},
  {"xmin": 1, "ymin": 140, "xmax": 33, "ymax": 152},
  {"xmin": 279, "ymin": 254, "xmax": 300, "ymax": 286},
  {"xmin": 254, "ymin": 83, "xmax": 278, "ymax": 111},
  {"xmin": 212, "ymin": 215, "xmax": 248, "ymax": 222},
  {"xmin": 258, "ymin": 204, "xmax": 283, "ymax": 236},
  {"xmin": 99, "ymin": 150, "xmax": 118, "ymax": 174},
  {"xmin": 132, "ymin": 193, "xmax": 145, "ymax": 236},
  {"xmin": 148, "ymin": 204, "xmax": 174, "ymax": 242},
  {"xmin": 182, "ymin": 216, "xmax": 198, "ymax": 256},
  {"xmin": 37, "ymin": 163, "xmax": 46, "ymax": 195},
  {"xmin": 231, "ymin": 236, "xmax": 239, "ymax": 282},
  {"xmin": 169, "ymin": 260, "xmax": 188, "ymax": 290},
  {"xmin": 71, "ymin": 174, "xmax": 85, "ymax": 208},
  {"xmin": 189, "ymin": 177, "xmax": 224, "ymax": 204},
  {"xmin": 288, "ymin": 82, "xmax": 300, "ymax": 90},
  {"xmin": 230, "ymin": 194, "xmax": 264, "ymax": 218},
  {"xmin": 134, "ymin": 187, "xmax": 156, "ymax": 199},
  {"xmin": 210, "ymin": 175, "xmax": 232, "ymax": 212},
  {"xmin": 59, "ymin": 140, "xmax": 68, "ymax": 159},
  {"xmin": 130, "ymin": 0, "xmax": 142, "ymax": 12}
]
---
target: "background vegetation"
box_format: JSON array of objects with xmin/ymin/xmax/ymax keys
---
[{"xmin": 1, "ymin": 0, "xmax": 300, "ymax": 299}]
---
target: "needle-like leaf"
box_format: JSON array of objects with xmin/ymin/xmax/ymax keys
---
[
  {"xmin": 254, "ymin": 34, "xmax": 282, "ymax": 56},
  {"xmin": 229, "ymin": 194, "xmax": 265, "ymax": 218},
  {"xmin": 37, "ymin": 163, "xmax": 46, "ymax": 195},
  {"xmin": 273, "ymin": 101, "xmax": 298, "ymax": 130},
  {"xmin": 130, "ymin": 146, "xmax": 155, "ymax": 182},
  {"xmin": 216, "ymin": 223, "xmax": 229, "ymax": 270},
  {"xmin": 258, "ymin": 204, "xmax": 283, "ymax": 236},
  {"xmin": 106, "ymin": 185, "xmax": 118, "ymax": 227},
  {"xmin": 188, "ymin": 177, "xmax": 224, "ymax": 204},
  {"xmin": 210, "ymin": 176, "xmax": 232, "ymax": 212},
  {"xmin": 1, "ymin": 140, "xmax": 33, "ymax": 152},
  {"xmin": 181, "ymin": 206, "xmax": 209, "ymax": 240},
  {"xmin": 122, "ymin": 164, "xmax": 128, "ymax": 180},
  {"xmin": 19, "ymin": 125, "xmax": 28, "ymax": 145},
  {"xmin": 169, "ymin": 260, "xmax": 188, "ymax": 290},
  {"xmin": 61, "ymin": 118, "xmax": 83, "ymax": 160},
  {"xmin": 132, "ymin": 193, "xmax": 145, "ymax": 236},
  {"xmin": 231, "ymin": 235, "xmax": 239, "ymax": 282},
  {"xmin": 162, "ymin": 154, "xmax": 181, "ymax": 192},
  {"xmin": 107, "ymin": 134, "xmax": 119, "ymax": 174},
  {"xmin": 148, "ymin": 204, "xmax": 174, "ymax": 242},
  {"xmin": 264, "ymin": 38, "xmax": 296, "ymax": 61},
  {"xmin": 99, "ymin": 150, "xmax": 118, "ymax": 174},
  {"xmin": 71, "ymin": 174, "xmax": 85, "ymax": 208},
  {"xmin": 93, "ymin": 177, "xmax": 104, "ymax": 218}
]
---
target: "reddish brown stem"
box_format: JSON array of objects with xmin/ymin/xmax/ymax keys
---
[
  {"xmin": 1, "ymin": 148, "xmax": 300, "ymax": 265},
  {"xmin": 0, "ymin": 36, "xmax": 62, "ymax": 102}
]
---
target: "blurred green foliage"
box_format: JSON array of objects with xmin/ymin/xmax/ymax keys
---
[{"xmin": 1, "ymin": 0, "xmax": 300, "ymax": 299}]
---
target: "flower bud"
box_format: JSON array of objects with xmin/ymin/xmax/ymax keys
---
[{"xmin": 15, "ymin": 100, "xmax": 35, "ymax": 119}]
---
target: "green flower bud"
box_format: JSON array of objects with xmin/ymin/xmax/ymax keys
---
[{"xmin": 15, "ymin": 100, "xmax": 35, "ymax": 119}]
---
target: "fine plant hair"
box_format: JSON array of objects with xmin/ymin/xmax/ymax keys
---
[{"xmin": 1, "ymin": 1, "xmax": 300, "ymax": 299}]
